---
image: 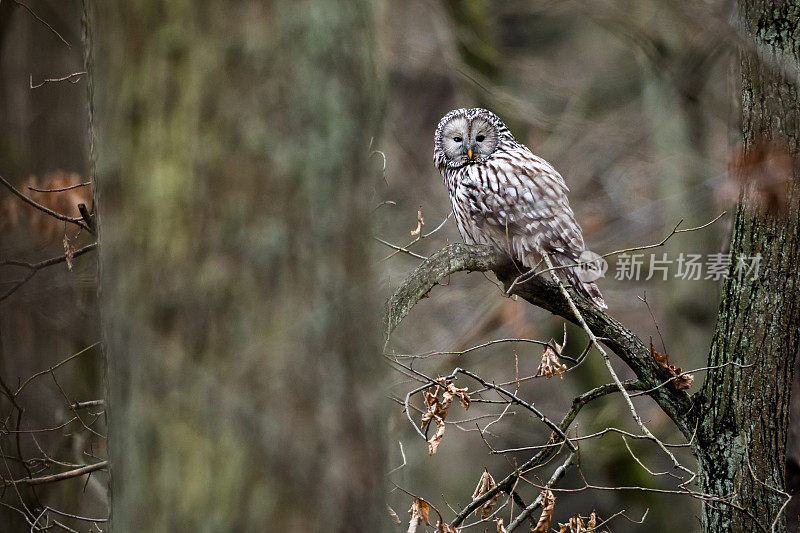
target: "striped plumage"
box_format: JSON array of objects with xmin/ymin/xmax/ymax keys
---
[{"xmin": 434, "ymin": 108, "xmax": 606, "ymax": 309}]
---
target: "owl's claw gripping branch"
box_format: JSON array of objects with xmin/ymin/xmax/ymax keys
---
[{"xmin": 384, "ymin": 242, "xmax": 694, "ymax": 437}]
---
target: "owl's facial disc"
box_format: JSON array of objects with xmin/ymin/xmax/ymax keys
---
[
  {"xmin": 438, "ymin": 114, "xmax": 499, "ymax": 167},
  {"xmin": 468, "ymin": 116, "xmax": 499, "ymax": 162},
  {"xmin": 439, "ymin": 116, "xmax": 471, "ymax": 166}
]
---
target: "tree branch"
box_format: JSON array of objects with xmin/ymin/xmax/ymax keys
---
[
  {"xmin": 384, "ymin": 243, "xmax": 694, "ymax": 437},
  {"xmin": 0, "ymin": 243, "xmax": 98, "ymax": 302},
  {"xmin": 10, "ymin": 461, "xmax": 107, "ymax": 486},
  {"xmin": 449, "ymin": 378, "xmax": 647, "ymax": 527},
  {"xmin": 0, "ymin": 174, "xmax": 91, "ymax": 233}
]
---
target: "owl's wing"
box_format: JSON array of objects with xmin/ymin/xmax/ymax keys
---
[{"xmin": 464, "ymin": 148, "xmax": 587, "ymax": 260}]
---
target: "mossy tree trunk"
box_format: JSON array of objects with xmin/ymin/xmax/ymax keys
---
[
  {"xmin": 694, "ymin": 1, "xmax": 800, "ymax": 531},
  {"xmin": 90, "ymin": 1, "xmax": 385, "ymax": 530}
]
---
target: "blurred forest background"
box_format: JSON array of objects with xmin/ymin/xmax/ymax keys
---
[{"xmin": 0, "ymin": 0, "xmax": 797, "ymax": 531}]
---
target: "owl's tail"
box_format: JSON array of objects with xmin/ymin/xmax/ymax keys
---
[{"xmin": 550, "ymin": 252, "xmax": 607, "ymax": 310}]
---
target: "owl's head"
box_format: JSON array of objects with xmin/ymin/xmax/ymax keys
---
[{"xmin": 434, "ymin": 108, "xmax": 515, "ymax": 170}]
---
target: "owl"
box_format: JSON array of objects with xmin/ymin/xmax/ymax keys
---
[{"xmin": 434, "ymin": 107, "xmax": 606, "ymax": 309}]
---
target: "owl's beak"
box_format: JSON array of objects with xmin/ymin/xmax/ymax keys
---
[{"xmin": 467, "ymin": 149, "xmax": 473, "ymax": 160}]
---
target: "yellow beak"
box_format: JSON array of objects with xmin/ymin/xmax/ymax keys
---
[{"xmin": 467, "ymin": 149, "xmax": 473, "ymax": 160}]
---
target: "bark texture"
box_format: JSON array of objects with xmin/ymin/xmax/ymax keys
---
[
  {"xmin": 91, "ymin": 1, "xmax": 385, "ymax": 530},
  {"xmin": 694, "ymin": 2, "xmax": 800, "ymax": 531}
]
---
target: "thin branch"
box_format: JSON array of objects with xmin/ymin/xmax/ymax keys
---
[
  {"xmin": 10, "ymin": 0, "xmax": 70, "ymax": 47},
  {"xmin": 378, "ymin": 213, "xmax": 451, "ymax": 263},
  {"xmin": 374, "ymin": 237, "xmax": 427, "ymax": 260},
  {"xmin": 29, "ymin": 72, "xmax": 86, "ymax": 89},
  {"xmin": 27, "ymin": 181, "xmax": 91, "ymax": 192},
  {"xmin": 505, "ymin": 452, "xmax": 575, "ymax": 532},
  {"xmin": 542, "ymin": 253, "xmax": 694, "ymax": 481},
  {"xmin": 10, "ymin": 461, "xmax": 108, "ymax": 486},
  {"xmin": 386, "ymin": 441, "xmax": 407, "ymax": 476},
  {"xmin": 449, "ymin": 379, "xmax": 646, "ymax": 528},
  {"xmin": 384, "ymin": 243, "xmax": 694, "ymax": 437},
  {"xmin": 69, "ymin": 400, "xmax": 104, "ymax": 411},
  {"xmin": 530, "ymin": 211, "xmax": 726, "ymax": 279},
  {"xmin": 15, "ymin": 342, "xmax": 100, "ymax": 396},
  {"xmin": 0, "ymin": 243, "xmax": 98, "ymax": 302},
  {"xmin": 0, "ymin": 174, "xmax": 90, "ymax": 232}
]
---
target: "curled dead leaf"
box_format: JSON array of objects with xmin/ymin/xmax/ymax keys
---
[
  {"xmin": 650, "ymin": 339, "xmax": 693, "ymax": 391},
  {"xmin": 537, "ymin": 342, "xmax": 567, "ymax": 379},
  {"xmin": 420, "ymin": 380, "xmax": 470, "ymax": 455},
  {"xmin": 443, "ymin": 382, "xmax": 470, "ymax": 410},
  {"xmin": 408, "ymin": 498, "xmax": 430, "ymax": 533},
  {"xmin": 471, "ymin": 468, "xmax": 498, "ymax": 519},
  {"xmin": 559, "ymin": 513, "xmax": 599, "ymax": 533},
  {"xmin": 411, "ymin": 206, "xmax": 425, "ymax": 235},
  {"xmin": 63, "ymin": 233, "xmax": 74, "ymax": 271},
  {"xmin": 533, "ymin": 489, "xmax": 555, "ymax": 532},
  {"xmin": 427, "ymin": 418, "xmax": 446, "ymax": 456},
  {"xmin": 496, "ymin": 517, "xmax": 508, "ymax": 532},
  {"xmin": 436, "ymin": 521, "xmax": 457, "ymax": 532},
  {"xmin": 387, "ymin": 505, "xmax": 401, "ymax": 525}
]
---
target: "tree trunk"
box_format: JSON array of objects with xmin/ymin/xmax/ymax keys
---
[
  {"xmin": 695, "ymin": 2, "xmax": 800, "ymax": 531},
  {"xmin": 90, "ymin": 1, "xmax": 386, "ymax": 530}
]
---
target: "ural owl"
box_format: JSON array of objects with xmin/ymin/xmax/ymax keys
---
[{"xmin": 434, "ymin": 107, "xmax": 606, "ymax": 309}]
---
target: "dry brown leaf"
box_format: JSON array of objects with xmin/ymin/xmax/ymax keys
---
[
  {"xmin": 471, "ymin": 469, "xmax": 498, "ymax": 519},
  {"xmin": 496, "ymin": 517, "xmax": 508, "ymax": 532},
  {"xmin": 559, "ymin": 514, "xmax": 595, "ymax": 533},
  {"xmin": 533, "ymin": 489, "xmax": 556, "ymax": 532},
  {"xmin": 443, "ymin": 382, "xmax": 470, "ymax": 410},
  {"xmin": 63, "ymin": 233, "xmax": 74, "ymax": 271},
  {"xmin": 537, "ymin": 342, "xmax": 567, "ymax": 379},
  {"xmin": 650, "ymin": 339, "xmax": 693, "ymax": 391},
  {"xmin": 436, "ymin": 521, "xmax": 458, "ymax": 532},
  {"xmin": 427, "ymin": 418, "xmax": 446, "ymax": 456},
  {"xmin": 410, "ymin": 206, "xmax": 425, "ymax": 235},
  {"xmin": 408, "ymin": 498, "xmax": 430, "ymax": 532},
  {"xmin": 387, "ymin": 505, "xmax": 402, "ymax": 525},
  {"xmin": 420, "ymin": 380, "xmax": 470, "ymax": 456},
  {"xmin": 420, "ymin": 386, "xmax": 440, "ymax": 429}
]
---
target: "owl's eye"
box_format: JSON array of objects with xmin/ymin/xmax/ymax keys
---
[
  {"xmin": 476, "ymin": 135, "xmax": 486, "ymax": 142},
  {"xmin": 453, "ymin": 137, "xmax": 463, "ymax": 143}
]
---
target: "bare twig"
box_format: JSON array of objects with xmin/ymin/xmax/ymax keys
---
[
  {"xmin": 15, "ymin": 343, "xmax": 100, "ymax": 396},
  {"xmin": 69, "ymin": 400, "xmax": 105, "ymax": 411},
  {"xmin": 10, "ymin": 461, "xmax": 108, "ymax": 486},
  {"xmin": 384, "ymin": 243, "xmax": 694, "ymax": 436},
  {"xmin": 542, "ymin": 253, "xmax": 695, "ymax": 481},
  {"xmin": 10, "ymin": 0, "xmax": 70, "ymax": 47},
  {"xmin": 29, "ymin": 72, "xmax": 86, "ymax": 89},
  {"xmin": 28, "ymin": 181, "xmax": 92, "ymax": 193},
  {"xmin": 0, "ymin": 174, "xmax": 90, "ymax": 232},
  {"xmin": 528, "ymin": 212, "xmax": 727, "ymax": 280},
  {"xmin": 505, "ymin": 452, "xmax": 575, "ymax": 532},
  {"xmin": 374, "ymin": 237, "xmax": 427, "ymax": 260},
  {"xmin": 0, "ymin": 243, "xmax": 98, "ymax": 302}
]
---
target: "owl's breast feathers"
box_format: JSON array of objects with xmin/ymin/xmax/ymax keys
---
[
  {"xmin": 435, "ymin": 109, "xmax": 606, "ymax": 308},
  {"xmin": 444, "ymin": 147, "xmax": 582, "ymax": 253}
]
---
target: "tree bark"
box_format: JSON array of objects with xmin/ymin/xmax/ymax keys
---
[
  {"xmin": 90, "ymin": 1, "xmax": 386, "ymax": 530},
  {"xmin": 694, "ymin": 2, "xmax": 800, "ymax": 531}
]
